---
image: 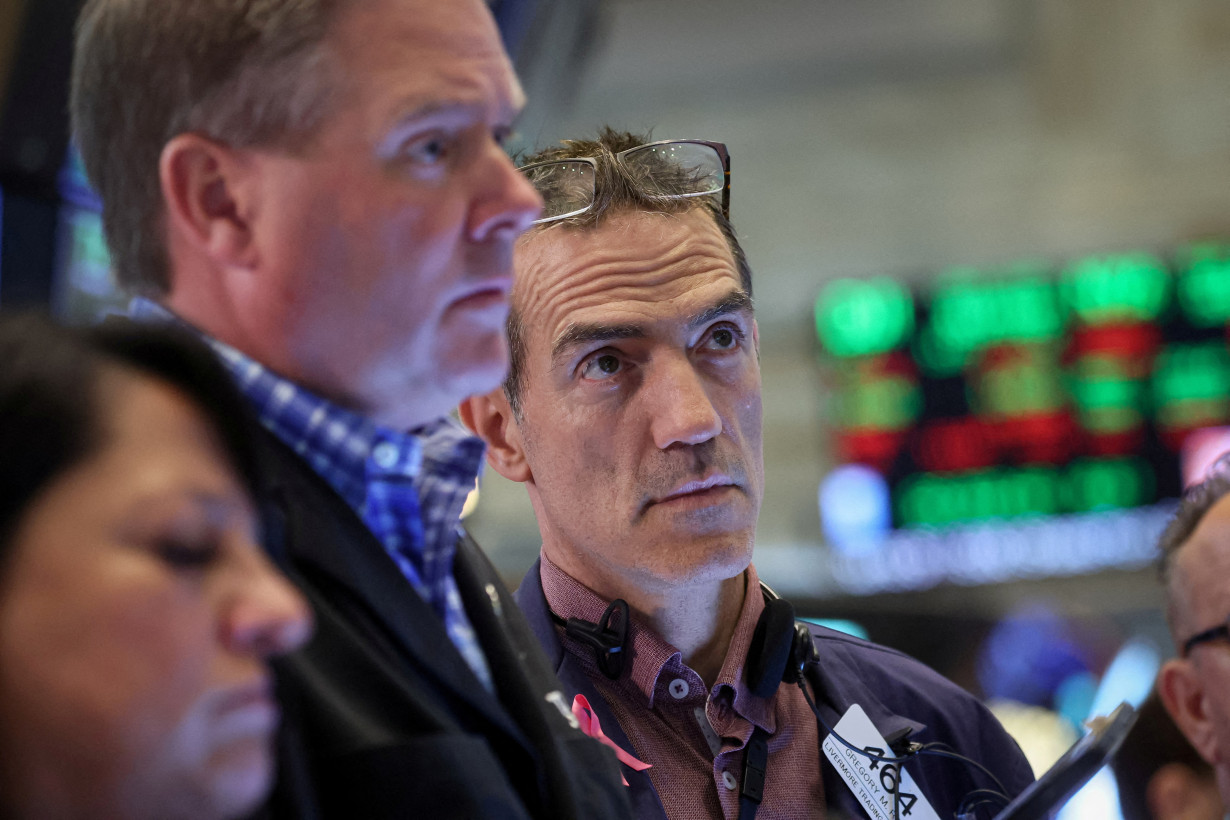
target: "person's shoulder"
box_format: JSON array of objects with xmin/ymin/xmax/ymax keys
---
[
  {"xmin": 807, "ymin": 624, "xmax": 1004, "ymax": 736},
  {"xmin": 807, "ymin": 623, "xmax": 1034, "ymax": 792},
  {"xmin": 808, "ymin": 624, "xmax": 957, "ymax": 689}
]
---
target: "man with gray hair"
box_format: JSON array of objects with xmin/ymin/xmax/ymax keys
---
[
  {"xmin": 462, "ymin": 128, "xmax": 1033, "ymax": 818},
  {"xmin": 1158, "ymin": 455, "xmax": 1230, "ymax": 811},
  {"xmin": 70, "ymin": 1, "xmax": 629, "ymax": 817}
]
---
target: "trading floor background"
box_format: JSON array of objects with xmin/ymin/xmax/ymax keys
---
[{"xmin": 4, "ymin": 2, "xmax": 1230, "ymax": 816}]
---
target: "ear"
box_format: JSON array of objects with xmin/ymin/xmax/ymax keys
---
[
  {"xmin": 1159, "ymin": 658, "xmax": 1221, "ymax": 766},
  {"xmin": 752, "ymin": 318, "xmax": 760, "ymax": 353},
  {"xmin": 159, "ymin": 133, "xmax": 259, "ymax": 270},
  {"xmin": 459, "ymin": 391, "xmax": 532, "ymax": 483}
]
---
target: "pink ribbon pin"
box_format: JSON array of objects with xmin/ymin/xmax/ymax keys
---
[{"xmin": 572, "ymin": 694, "xmax": 652, "ymax": 786}]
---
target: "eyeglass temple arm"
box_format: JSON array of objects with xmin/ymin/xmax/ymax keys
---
[
  {"xmin": 722, "ymin": 155, "xmax": 731, "ymax": 218},
  {"xmin": 1183, "ymin": 622, "xmax": 1230, "ymax": 656}
]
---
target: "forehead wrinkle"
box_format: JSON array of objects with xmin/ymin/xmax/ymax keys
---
[
  {"xmin": 518, "ymin": 222, "xmax": 734, "ymax": 316},
  {"xmin": 515, "ymin": 209, "xmax": 741, "ymax": 371},
  {"xmin": 550, "ymin": 288, "xmax": 752, "ymax": 362},
  {"xmin": 376, "ymin": 61, "xmax": 521, "ymax": 131},
  {"xmin": 1174, "ymin": 507, "xmax": 1230, "ymax": 636},
  {"xmin": 339, "ymin": 1, "xmax": 521, "ymax": 127}
]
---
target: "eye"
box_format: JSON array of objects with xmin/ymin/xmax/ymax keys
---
[
  {"xmin": 401, "ymin": 132, "xmax": 451, "ymax": 166},
  {"xmin": 493, "ymin": 125, "xmax": 514, "ymax": 148},
  {"xmin": 156, "ymin": 536, "xmax": 220, "ymax": 571},
  {"xmin": 704, "ymin": 323, "xmax": 745, "ymax": 351},
  {"xmin": 580, "ymin": 352, "xmax": 623, "ymax": 381}
]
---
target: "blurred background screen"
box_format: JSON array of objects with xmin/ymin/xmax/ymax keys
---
[
  {"xmin": 0, "ymin": 0, "xmax": 91, "ymax": 312},
  {"xmin": 810, "ymin": 244, "xmax": 1230, "ymax": 592}
]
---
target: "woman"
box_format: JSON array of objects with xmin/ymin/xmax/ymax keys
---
[{"xmin": 0, "ymin": 314, "xmax": 312, "ymax": 819}]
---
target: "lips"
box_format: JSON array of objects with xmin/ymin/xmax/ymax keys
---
[
  {"xmin": 450, "ymin": 275, "xmax": 513, "ymax": 305},
  {"xmin": 213, "ymin": 677, "xmax": 280, "ymax": 738},
  {"xmin": 445, "ymin": 275, "xmax": 515, "ymax": 318},
  {"xmin": 650, "ymin": 473, "xmax": 739, "ymax": 506}
]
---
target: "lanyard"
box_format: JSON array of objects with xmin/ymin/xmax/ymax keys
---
[{"xmin": 737, "ymin": 726, "xmax": 771, "ymax": 820}]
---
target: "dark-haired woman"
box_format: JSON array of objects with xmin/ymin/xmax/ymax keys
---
[{"xmin": 0, "ymin": 315, "xmax": 311, "ymax": 819}]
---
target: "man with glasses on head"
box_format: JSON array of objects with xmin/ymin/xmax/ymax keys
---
[
  {"xmin": 462, "ymin": 128, "xmax": 1033, "ymax": 819},
  {"xmin": 1158, "ymin": 454, "xmax": 1230, "ymax": 813}
]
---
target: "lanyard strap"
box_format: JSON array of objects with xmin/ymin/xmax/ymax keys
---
[{"xmin": 737, "ymin": 726, "xmax": 771, "ymax": 820}]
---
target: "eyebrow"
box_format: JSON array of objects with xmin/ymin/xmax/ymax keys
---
[
  {"xmin": 388, "ymin": 100, "xmax": 482, "ymax": 130},
  {"xmin": 390, "ymin": 95, "xmax": 524, "ymax": 131},
  {"xmin": 550, "ymin": 289, "xmax": 754, "ymax": 363}
]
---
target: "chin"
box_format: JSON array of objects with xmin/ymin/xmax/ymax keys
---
[
  {"xmin": 439, "ymin": 333, "xmax": 510, "ymax": 399},
  {"xmin": 204, "ymin": 745, "xmax": 275, "ymax": 819},
  {"xmin": 653, "ymin": 536, "xmax": 753, "ymax": 587}
]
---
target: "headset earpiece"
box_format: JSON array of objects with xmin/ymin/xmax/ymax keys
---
[
  {"xmin": 783, "ymin": 622, "xmax": 818, "ymax": 684},
  {"xmin": 746, "ymin": 597, "xmax": 797, "ymax": 698},
  {"xmin": 563, "ymin": 598, "xmax": 628, "ymax": 680}
]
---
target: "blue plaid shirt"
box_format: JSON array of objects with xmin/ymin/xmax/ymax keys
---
[{"xmin": 129, "ymin": 298, "xmax": 493, "ymax": 691}]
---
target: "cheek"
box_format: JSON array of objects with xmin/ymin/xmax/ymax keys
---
[
  {"xmin": 734, "ymin": 379, "xmax": 765, "ymax": 453},
  {"xmin": 0, "ymin": 571, "xmax": 215, "ymax": 763},
  {"xmin": 378, "ymin": 188, "xmax": 468, "ymax": 283},
  {"xmin": 528, "ymin": 411, "xmax": 625, "ymax": 501}
]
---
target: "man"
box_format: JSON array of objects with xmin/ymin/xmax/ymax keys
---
[
  {"xmin": 1112, "ymin": 692, "xmax": 1225, "ymax": 820},
  {"xmin": 69, "ymin": 2, "xmax": 629, "ymax": 817},
  {"xmin": 1157, "ymin": 455, "xmax": 1230, "ymax": 811},
  {"xmin": 462, "ymin": 129, "xmax": 1035, "ymax": 819}
]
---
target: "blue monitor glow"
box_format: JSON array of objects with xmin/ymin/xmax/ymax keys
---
[{"xmin": 53, "ymin": 147, "xmax": 125, "ymax": 323}]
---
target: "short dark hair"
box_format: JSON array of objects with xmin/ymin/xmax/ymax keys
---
[
  {"xmin": 1111, "ymin": 691, "xmax": 1214, "ymax": 820},
  {"xmin": 0, "ymin": 313, "xmax": 260, "ymax": 556},
  {"xmin": 70, "ymin": 0, "xmax": 344, "ymax": 294},
  {"xmin": 503, "ymin": 127, "xmax": 754, "ymax": 415},
  {"xmin": 1157, "ymin": 454, "xmax": 1230, "ymax": 627}
]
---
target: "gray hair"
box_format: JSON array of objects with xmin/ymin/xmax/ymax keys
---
[
  {"xmin": 1158, "ymin": 452, "xmax": 1230, "ymax": 630},
  {"xmin": 70, "ymin": 0, "xmax": 345, "ymax": 294}
]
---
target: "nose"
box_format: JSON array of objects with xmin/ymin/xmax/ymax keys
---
[
  {"xmin": 222, "ymin": 548, "xmax": 314, "ymax": 659},
  {"xmin": 647, "ymin": 354, "xmax": 723, "ymax": 450},
  {"xmin": 468, "ymin": 141, "xmax": 544, "ymax": 243}
]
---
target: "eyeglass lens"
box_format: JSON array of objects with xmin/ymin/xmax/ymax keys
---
[
  {"xmin": 620, "ymin": 142, "xmax": 725, "ymax": 200},
  {"xmin": 521, "ymin": 160, "xmax": 596, "ymax": 222},
  {"xmin": 521, "ymin": 142, "xmax": 725, "ymax": 225}
]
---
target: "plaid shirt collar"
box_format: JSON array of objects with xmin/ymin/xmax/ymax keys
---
[
  {"xmin": 128, "ymin": 298, "xmax": 493, "ymax": 690},
  {"xmin": 126, "ymin": 298, "xmax": 483, "ymax": 541}
]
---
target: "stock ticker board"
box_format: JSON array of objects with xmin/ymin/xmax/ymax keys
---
[{"xmin": 813, "ymin": 243, "xmax": 1230, "ymax": 539}]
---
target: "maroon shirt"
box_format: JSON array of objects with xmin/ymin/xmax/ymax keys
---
[{"xmin": 540, "ymin": 556, "xmax": 826, "ymax": 819}]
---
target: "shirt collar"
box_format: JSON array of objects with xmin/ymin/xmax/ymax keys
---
[
  {"xmin": 127, "ymin": 298, "xmax": 441, "ymax": 517},
  {"xmin": 540, "ymin": 553, "xmax": 774, "ymax": 731},
  {"xmin": 711, "ymin": 563, "xmax": 775, "ymax": 733},
  {"xmin": 539, "ymin": 553, "xmax": 679, "ymax": 706}
]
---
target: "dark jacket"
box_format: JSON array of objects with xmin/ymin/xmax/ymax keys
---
[
  {"xmin": 252, "ymin": 429, "xmax": 631, "ymax": 819},
  {"xmin": 515, "ymin": 558, "xmax": 1035, "ymax": 820}
]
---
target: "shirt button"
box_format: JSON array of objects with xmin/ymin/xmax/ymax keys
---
[
  {"xmin": 668, "ymin": 678, "xmax": 690, "ymax": 699},
  {"xmin": 722, "ymin": 770, "xmax": 738, "ymax": 791},
  {"xmin": 372, "ymin": 442, "xmax": 399, "ymax": 469}
]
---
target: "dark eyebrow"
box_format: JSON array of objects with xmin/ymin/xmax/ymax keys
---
[
  {"xmin": 551, "ymin": 323, "xmax": 644, "ymax": 362},
  {"xmin": 550, "ymin": 289, "xmax": 754, "ymax": 363},
  {"xmin": 689, "ymin": 290, "xmax": 754, "ymax": 331}
]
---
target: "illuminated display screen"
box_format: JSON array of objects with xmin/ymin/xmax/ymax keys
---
[
  {"xmin": 55, "ymin": 148, "xmax": 124, "ymax": 323},
  {"xmin": 814, "ymin": 244, "xmax": 1230, "ymax": 534}
]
